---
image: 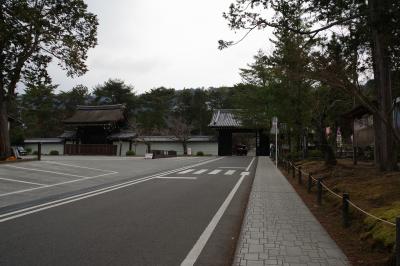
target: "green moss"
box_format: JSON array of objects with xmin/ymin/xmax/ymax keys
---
[{"xmin": 363, "ymin": 201, "xmax": 400, "ymax": 251}]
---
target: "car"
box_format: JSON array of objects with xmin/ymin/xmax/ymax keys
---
[
  {"xmin": 16, "ymin": 146, "xmax": 27, "ymax": 156},
  {"xmin": 235, "ymin": 144, "xmax": 248, "ymax": 156}
]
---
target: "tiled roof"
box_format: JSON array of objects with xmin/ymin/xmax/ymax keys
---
[
  {"xmin": 58, "ymin": 131, "xmax": 77, "ymax": 139},
  {"xmin": 24, "ymin": 138, "xmax": 64, "ymax": 144},
  {"xmin": 208, "ymin": 109, "xmax": 242, "ymax": 128},
  {"xmin": 64, "ymin": 104, "xmax": 126, "ymax": 124},
  {"xmin": 108, "ymin": 131, "xmax": 137, "ymax": 140},
  {"xmin": 137, "ymin": 136, "xmax": 216, "ymax": 142}
]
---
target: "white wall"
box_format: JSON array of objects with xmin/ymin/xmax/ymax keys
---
[
  {"xmin": 188, "ymin": 142, "xmax": 218, "ymax": 155},
  {"xmin": 133, "ymin": 141, "xmax": 218, "ymax": 156},
  {"xmin": 25, "ymin": 143, "xmax": 64, "ymax": 155}
]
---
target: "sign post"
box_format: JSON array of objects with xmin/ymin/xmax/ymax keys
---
[{"xmin": 272, "ymin": 117, "xmax": 278, "ymax": 168}]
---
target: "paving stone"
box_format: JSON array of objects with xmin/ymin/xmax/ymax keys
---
[
  {"xmin": 232, "ymin": 157, "xmax": 349, "ymax": 266},
  {"xmin": 247, "ymin": 260, "xmax": 265, "ymax": 266}
]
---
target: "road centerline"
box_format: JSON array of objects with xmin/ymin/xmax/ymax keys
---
[
  {"xmin": 0, "ymin": 157, "xmax": 224, "ymax": 223},
  {"xmin": 181, "ymin": 171, "xmax": 251, "ymax": 265}
]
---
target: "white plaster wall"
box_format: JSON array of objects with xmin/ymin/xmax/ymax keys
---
[
  {"xmin": 137, "ymin": 142, "xmax": 218, "ymax": 156},
  {"xmin": 151, "ymin": 142, "xmax": 184, "ymax": 155},
  {"xmin": 25, "ymin": 143, "xmax": 64, "ymax": 155},
  {"xmin": 134, "ymin": 143, "xmax": 148, "ymax": 156},
  {"xmin": 187, "ymin": 142, "xmax": 218, "ymax": 155},
  {"xmin": 112, "ymin": 141, "xmax": 149, "ymax": 156}
]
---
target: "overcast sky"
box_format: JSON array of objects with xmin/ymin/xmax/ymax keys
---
[{"xmin": 47, "ymin": 0, "xmax": 273, "ymax": 94}]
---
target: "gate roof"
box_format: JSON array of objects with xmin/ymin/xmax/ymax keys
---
[{"xmin": 209, "ymin": 109, "xmax": 242, "ymax": 128}]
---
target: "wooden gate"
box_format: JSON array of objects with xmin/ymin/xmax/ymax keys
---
[{"xmin": 65, "ymin": 144, "xmax": 117, "ymax": 156}]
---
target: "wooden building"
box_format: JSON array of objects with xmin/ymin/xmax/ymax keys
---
[
  {"xmin": 208, "ymin": 109, "xmax": 269, "ymax": 156},
  {"xmin": 63, "ymin": 104, "xmax": 134, "ymax": 155}
]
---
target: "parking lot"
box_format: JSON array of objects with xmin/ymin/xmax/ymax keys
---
[{"xmin": 0, "ymin": 156, "xmax": 213, "ymax": 209}]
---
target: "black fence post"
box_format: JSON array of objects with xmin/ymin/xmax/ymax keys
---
[
  {"xmin": 396, "ymin": 217, "xmax": 400, "ymax": 266},
  {"xmin": 307, "ymin": 173, "xmax": 312, "ymax": 193},
  {"xmin": 298, "ymin": 166, "xmax": 302, "ymax": 185},
  {"xmin": 342, "ymin": 193, "xmax": 350, "ymax": 228},
  {"xmin": 317, "ymin": 177, "xmax": 323, "ymax": 205},
  {"xmin": 37, "ymin": 142, "xmax": 41, "ymax": 161},
  {"xmin": 292, "ymin": 163, "xmax": 296, "ymax": 179}
]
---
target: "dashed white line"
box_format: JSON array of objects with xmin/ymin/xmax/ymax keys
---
[
  {"xmin": 218, "ymin": 167, "xmax": 246, "ymax": 169},
  {"xmin": 0, "ymin": 156, "xmax": 225, "ymax": 221},
  {"xmin": 224, "ymin": 170, "xmax": 236, "ymax": 175},
  {"xmin": 193, "ymin": 169, "xmax": 208, "ymax": 174},
  {"xmin": 178, "ymin": 169, "xmax": 195, "ymax": 174},
  {"xmin": 156, "ymin": 176, "xmax": 197, "ymax": 180},
  {"xmin": 208, "ymin": 169, "xmax": 222, "ymax": 175},
  {"xmin": 0, "ymin": 177, "xmax": 47, "ymax": 186}
]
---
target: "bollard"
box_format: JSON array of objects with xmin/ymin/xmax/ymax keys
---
[
  {"xmin": 397, "ymin": 217, "xmax": 400, "ymax": 266},
  {"xmin": 298, "ymin": 166, "xmax": 302, "ymax": 185},
  {"xmin": 38, "ymin": 142, "xmax": 41, "ymax": 161},
  {"xmin": 317, "ymin": 177, "xmax": 323, "ymax": 205},
  {"xmin": 342, "ymin": 193, "xmax": 350, "ymax": 228},
  {"xmin": 307, "ymin": 173, "xmax": 312, "ymax": 193}
]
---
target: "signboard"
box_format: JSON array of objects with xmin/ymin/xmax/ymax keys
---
[
  {"xmin": 270, "ymin": 116, "xmax": 279, "ymax": 134},
  {"xmin": 272, "ymin": 116, "xmax": 278, "ymax": 127}
]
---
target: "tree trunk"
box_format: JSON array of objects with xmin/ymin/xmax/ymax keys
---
[
  {"xmin": 0, "ymin": 94, "xmax": 10, "ymax": 159},
  {"xmin": 318, "ymin": 117, "xmax": 337, "ymax": 165},
  {"xmin": 182, "ymin": 141, "xmax": 187, "ymax": 155},
  {"xmin": 369, "ymin": 0, "xmax": 397, "ymax": 171}
]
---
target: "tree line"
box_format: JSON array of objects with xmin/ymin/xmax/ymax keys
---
[
  {"xmin": 9, "ymin": 79, "xmax": 245, "ymax": 145},
  {"xmin": 220, "ymin": 0, "xmax": 400, "ymax": 171}
]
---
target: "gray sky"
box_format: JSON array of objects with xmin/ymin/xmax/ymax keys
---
[{"xmin": 48, "ymin": 0, "xmax": 273, "ymax": 94}]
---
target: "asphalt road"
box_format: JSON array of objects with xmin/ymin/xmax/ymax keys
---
[{"xmin": 0, "ymin": 156, "xmax": 256, "ymax": 266}]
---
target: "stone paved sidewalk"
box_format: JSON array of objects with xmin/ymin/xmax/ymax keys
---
[{"xmin": 233, "ymin": 157, "xmax": 349, "ymax": 266}]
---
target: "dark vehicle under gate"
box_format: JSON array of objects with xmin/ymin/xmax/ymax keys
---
[{"xmin": 235, "ymin": 144, "xmax": 248, "ymax": 156}]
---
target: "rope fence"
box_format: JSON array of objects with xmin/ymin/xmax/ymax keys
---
[{"xmin": 279, "ymin": 158, "xmax": 399, "ymax": 265}]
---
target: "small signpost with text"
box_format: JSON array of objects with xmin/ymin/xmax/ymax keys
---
[{"xmin": 271, "ymin": 117, "xmax": 278, "ymax": 168}]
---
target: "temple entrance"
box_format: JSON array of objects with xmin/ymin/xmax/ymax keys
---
[
  {"xmin": 209, "ymin": 109, "xmax": 270, "ymax": 156},
  {"xmin": 217, "ymin": 128, "xmax": 269, "ymax": 156}
]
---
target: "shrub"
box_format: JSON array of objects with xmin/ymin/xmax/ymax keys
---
[
  {"xmin": 196, "ymin": 151, "xmax": 204, "ymax": 156},
  {"xmin": 26, "ymin": 147, "xmax": 32, "ymax": 154},
  {"xmin": 32, "ymin": 151, "xmax": 38, "ymax": 155},
  {"xmin": 307, "ymin": 149, "xmax": 323, "ymax": 158},
  {"xmin": 126, "ymin": 150, "xmax": 136, "ymax": 156},
  {"xmin": 49, "ymin": 150, "xmax": 59, "ymax": 155}
]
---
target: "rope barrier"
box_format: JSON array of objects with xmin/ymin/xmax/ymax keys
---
[
  {"xmin": 347, "ymin": 200, "xmax": 396, "ymax": 226},
  {"xmin": 320, "ymin": 182, "xmax": 343, "ymax": 199},
  {"xmin": 281, "ymin": 159, "xmax": 395, "ymax": 227}
]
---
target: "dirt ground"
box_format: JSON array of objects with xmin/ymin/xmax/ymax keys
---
[{"xmin": 280, "ymin": 159, "xmax": 399, "ymax": 266}]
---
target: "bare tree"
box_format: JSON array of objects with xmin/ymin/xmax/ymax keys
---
[{"xmin": 168, "ymin": 117, "xmax": 193, "ymax": 155}]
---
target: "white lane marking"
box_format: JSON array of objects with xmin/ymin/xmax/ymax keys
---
[
  {"xmin": 208, "ymin": 169, "xmax": 222, "ymax": 175},
  {"xmin": 3, "ymin": 165, "xmax": 98, "ymax": 179},
  {"xmin": 0, "ymin": 177, "xmax": 47, "ymax": 186},
  {"xmin": 193, "ymin": 169, "xmax": 208, "ymax": 174},
  {"xmin": 0, "ymin": 157, "xmax": 221, "ymax": 198},
  {"xmin": 0, "ymin": 177, "xmax": 154, "ymax": 223},
  {"xmin": 218, "ymin": 167, "xmax": 246, "ymax": 169},
  {"xmin": 224, "ymin": 170, "xmax": 236, "ymax": 175},
  {"xmin": 178, "ymin": 169, "xmax": 195, "ymax": 174},
  {"xmin": 241, "ymin": 171, "xmax": 250, "ymax": 176},
  {"xmin": 156, "ymin": 176, "xmax": 197, "ymax": 180},
  {"xmin": 181, "ymin": 171, "xmax": 250, "ymax": 266},
  {"xmin": 246, "ymin": 157, "xmax": 256, "ymax": 171},
  {"xmin": 43, "ymin": 161, "xmax": 118, "ymax": 174},
  {"xmin": 0, "ymin": 157, "xmax": 225, "ymax": 222}
]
